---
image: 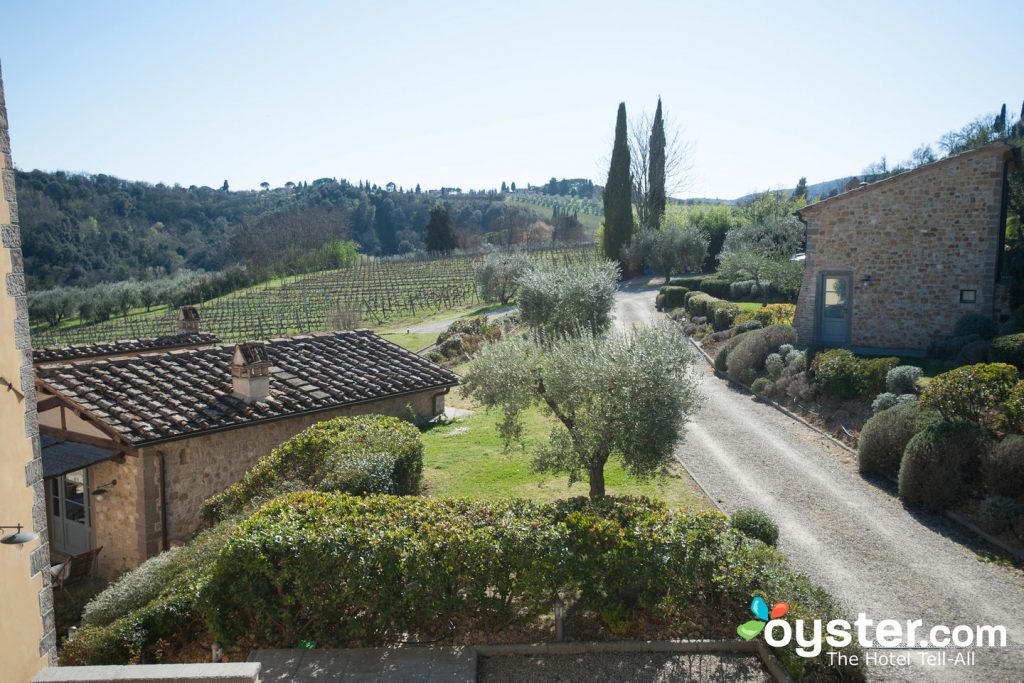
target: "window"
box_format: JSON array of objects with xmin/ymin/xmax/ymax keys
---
[{"xmin": 960, "ymin": 289, "xmax": 977, "ymax": 304}]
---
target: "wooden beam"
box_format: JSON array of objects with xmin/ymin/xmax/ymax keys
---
[
  {"xmin": 39, "ymin": 425, "xmax": 136, "ymax": 456},
  {"xmin": 36, "ymin": 396, "xmax": 62, "ymax": 412}
]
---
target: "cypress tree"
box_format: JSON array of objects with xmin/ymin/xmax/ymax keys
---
[
  {"xmin": 603, "ymin": 102, "xmax": 634, "ymax": 265},
  {"xmin": 425, "ymin": 205, "xmax": 458, "ymax": 253},
  {"xmin": 648, "ymin": 98, "xmax": 667, "ymax": 228},
  {"xmin": 995, "ymin": 103, "xmax": 1007, "ymax": 136}
]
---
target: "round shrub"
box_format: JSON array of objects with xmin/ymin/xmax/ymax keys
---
[
  {"xmin": 785, "ymin": 349, "xmax": 806, "ymax": 370},
  {"xmin": 979, "ymin": 496, "xmax": 1019, "ymax": 534},
  {"xmin": 886, "ymin": 365, "xmax": 923, "ymax": 395},
  {"xmin": 765, "ymin": 353, "xmax": 784, "ymax": 379},
  {"xmin": 981, "ymin": 435, "xmax": 1024, "ymax": 497},
  {"xmin": 751, "ymin": 377, "xmax": 771, "ymax": 397},
  {"xmin": 778, "ymin": 344, "xmax": 794, "ymax": 357},
  {"xmin": 953, "ymin": 313, "xmax": 997, "ymax": 340},
  {"xmin": 858, "ymin": 402, "xmax": 924, "ymax": 477},
  {"xmin": 726, "ymin": 325, "xmax": 797, "ymax": 385},
  {"xmin": 898, "ymin": 422, "xmax": 987, "ymax": 511},
  {"xmin": 812, "ymin": 350, "xmax": 898, "ymax": 400},
  {"xmin": 751, "ymin": 304, "xmax": 797, "ymax": 327},
  {"xmin": 201, "ymin": 415, "xmax": 424, "ymax": 524},
  {"xmin": 956, "ymin": 339, "xmax": 992, "ymax": 366},
  {"xmin": 659, "ymin": 286, "xmax": 689, "ymax": 310},
  {"xmin": 714, "ymin": 346, "xmax": 730, "ymax": 373},
  {"xmin": 730, "ymin": 508, "xmax": 779, "ymax": 546},
  {"xmin": 736, "ymin": 319, "xmax": 763, "ymax": 333},
  {"xmin": 919, "ymin": 363, "xmax": 1017, "ymax": 427},
  {"xmin": 990, "ymin": 333, "xmax": 1024, "ymax": 370},
  {"xmin": 712, "ymin": 302, "xmax": 741, "ymax": 331},
  {"xmin": 871, "ymin": 393, "xmax": 898, "ymax": 414},
  {"xmin": 82, "ymin": 548, "xmax": 184, "ymax": 627}
]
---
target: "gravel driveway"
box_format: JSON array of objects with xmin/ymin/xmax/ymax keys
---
[
  {"xmin": 405, "ymin": 306, "xmax": 515, "ymax": 334},
  {"xmin": 613, "ymin": 285, "xmax": 1024, "ymax": 682}
]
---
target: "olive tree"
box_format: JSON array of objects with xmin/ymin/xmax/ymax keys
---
[
  {"xmin": 517, "ymin": 259, "xmax": 619, "ymax": 337},
  {"xmin": 717, "ymin": 216, "xmax": 805, "ymax": 304},
  {"xmin": 475, "ymin": 251, "xmax": 531, "ymax": 305},
  {"xmin": 629, "ymin": 220, "xmax": 709, "ymax": 283},
  {"xmin": 462, "ymin": 321, "xmax": 702, "ymax": 498}
]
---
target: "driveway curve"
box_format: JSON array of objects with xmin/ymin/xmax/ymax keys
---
[{"xmin": 613, "ymin": 284, "xmax": 1024, "ymax": 682}]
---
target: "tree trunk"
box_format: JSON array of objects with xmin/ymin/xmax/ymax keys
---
[{"xmin": 588, "ymin": 464, "xmax": 606, "ymax": 498}]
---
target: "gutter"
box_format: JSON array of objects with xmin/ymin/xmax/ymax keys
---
[{"xmin": 158, "ymin": 451, "xmax": 169, "ymax": 552}]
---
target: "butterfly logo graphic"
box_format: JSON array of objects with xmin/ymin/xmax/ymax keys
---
[{"xmin": 737, "ymin": 596, "xmax": 789, "ymax": 640}]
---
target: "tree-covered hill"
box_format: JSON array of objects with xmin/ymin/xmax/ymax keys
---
[{"xmin": 15, "ymin": 170, "xmax": 548, "ymax": 289}]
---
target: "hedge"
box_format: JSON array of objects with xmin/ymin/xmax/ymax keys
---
[
  {"xmin": 990, "ymin": 333, "xmax": 1024, "ymax": 370},
  {"xmin": 811, "ymin": 350, "xmax": 898, "ymax": 400},
  {"xmin": 919, "ymin": 363, "xmax": 1017, "ymax": 428},
  {"xmin": 726, "ymin": 325, "xmax": 797, "ymax": 385},
  {"xmin": 658, "ymin": 286, "xmax": 689, "ymax": 310},
  {"xmin": 857, "ymin": 402, "xmax": 933, "ymax": 478},
  {"xmin": 698, "ymin": 278, "xmax": 731, "ymax": 299},
  {"xmin": 981, "ymin": 435, "xmax": 1024, "ymax": 497},
  {"xmin": 668, "ymin": 276, "xmax": 705, "ymax": 290},
  {"xmin": 198, "ymin": 493, "xmax": 862, "ymax": 681},
  {"xmin": 201, "ymin": 415, "xmax": 423, "ymax": 524},
  {"xmin": 898, "ymin": 422, "xmax": 987, "ymax": 511}
]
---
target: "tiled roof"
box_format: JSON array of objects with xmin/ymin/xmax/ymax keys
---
[
  {"xmin": 33, "ymin": 332, "xmax": 221, "ymax": 364},
  {"xmin": 35, "ymin": 330, "xmax": 459, "ymax": 446}
]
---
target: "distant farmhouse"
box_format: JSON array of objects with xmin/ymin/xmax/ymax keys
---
[
  {"xmin": 33, "ymin": 315, "xmax": 458, "ymax": 577},
  {"xmin": 793, "ymin": 141, "xmax": 1017, "ymax": 352}
]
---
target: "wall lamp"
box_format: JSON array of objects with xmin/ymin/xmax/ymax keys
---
[
  {"xmin": 1, "ymin": 523, "xmax": 38, "ymax": 545},
  {"xmin": 861, "ymin": 275, "xmax": 873, "ymax": 288},
  {"xmin": 91, "ymin": 480, "xmax": 117, "ymax": 502}
]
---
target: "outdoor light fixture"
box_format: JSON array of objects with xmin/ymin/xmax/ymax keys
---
[
  {"xmin": 91, "ymin": 479, "xmax": 117, "ymax": 501},
  {"xmin": 861, "ymin": 275, "xmax": 873, "ymax": 288},
  {"xmin": 0, "ymin": 524, "xmax": 38, "ymax": 545}
]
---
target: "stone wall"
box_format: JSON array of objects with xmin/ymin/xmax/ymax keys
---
[
  {"xmin": 793, "ymin": 143, "xmax": 1013, "ymax": 351},
  {"xmin": 94, "ymin": 388, "xmax": 445, "ymax": 575},
  {"xmin": 0, "ymin": 62, "xmax": 55, "ymax": 677}
]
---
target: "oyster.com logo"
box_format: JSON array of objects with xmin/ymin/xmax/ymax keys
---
[{"xmin": 737, "ymin": 596, "xmax": 788, "ymax": 640}]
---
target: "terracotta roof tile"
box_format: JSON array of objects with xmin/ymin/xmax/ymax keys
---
[
  {"xmin": 36, "ymin": 330, "xmax": 459, "ymax": 446},
  {"xmin": 33, "ymin": 332, "xmax": 221, "ymax": 364}
]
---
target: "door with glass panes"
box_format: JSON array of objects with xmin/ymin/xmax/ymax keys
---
[
  {"xmin": 819, "ymin": 274, "xmax": 851, "ymax": 345},
  {"xmin": 49, "ymin": 469, "xmax": 92, "ymax": 556}
]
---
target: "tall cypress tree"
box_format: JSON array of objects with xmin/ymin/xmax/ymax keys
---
[
  {"xmin": 648, "ymin": 98, "xmax": 667, "ymax": 229},
  {"xmin": 603, "ymin": 102, "xmax": 633, "ymax": 265}
]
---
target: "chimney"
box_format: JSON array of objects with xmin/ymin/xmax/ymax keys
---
[
  {"xmin": 231, "ymin": 342, "xmax": 271, "ymax": 404},
  {"xmin": 178, "ymin": 306, "xmax": 201, "ymax": 335}
]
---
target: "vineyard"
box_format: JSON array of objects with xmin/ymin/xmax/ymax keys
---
[
  {"xmin": 506, "ymin": 194, "xmax": 604, "ymax": 234},
  {"xmin": 31, "ymin": 247, "xmax": 598, "ymax": 347}
]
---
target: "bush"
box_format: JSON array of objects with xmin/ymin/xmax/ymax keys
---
[
  {"xmin": 981, "ymin": 435, "xmax": 1024, "ymax": 497},
  {"xmin": 871, "ymin": 393, "xmax": 898, "ymax": 414},
  {"xmin": 898, "ymin": 423, "xmax": 987, "ymax": 511},
  {"xmin": 751, "ymin": 377, "xmax": 771, "ymax": 396},
  {"xmin": 685, "ymin": 292, "xmax": 718, "ymax": 318},
  {"xmin": 953, "ymin": 313, "xmax": 997, "ymax": 340},
  {"xmin": 712, "ymin": 302, "xmax": 741, "ymax": 331},
  {"xmin": 778, "ymin": 344, "xmax": 794, "ymax": 357},
  {"xmin": 82, "ymin": 549, "xmax": 184, "ymax": 627},
  {"xmin": 812, "ymin": 350, "xmax": 899, "ymax": 400},
  {"xmin": 668, "ymin": 276, "xmax": 705, "ymax": 290},
  {"xmin": 698, "ymin": 278, "xmax": 731, "ymax": 298},
  {"xmin": 659, "ymin": 286, "xmax": 689, "ymax": 310},
  {"xmin": 858, "ymin": 402, "xmax": 929, "ymax": 477},
  {"xmin": 751, "ymin": 304, "xmax": 797, "ymax": 327},
  {"xmin": 725, "ymin": 325, "xmax": 797, "ymax": 385},
  {"xmin": 765, "ymin": 353, "xmax": 784, "ymax": 379},
  {"xmin": 729, "ymin": 280, "xmax": 755, "ymax": 299},
  {"xmin": 956, "ymin": 339, "xmax": 992, "ymax": 366},
  {"xmin": 919, "ymin": 363, "xmax": 1017, "ymax": 427},
  {"xmin": 990, "ymin": 333, "xmax": 1024, "ymax": 369},
  {"xmin": 200, "ymin": 415, "xmax": 423, "ymax": 524},
  {"xmin": 730, "ymin": 508, "xmax": 779, "ymax": 546},
  {"xmin": 714, "ymin": 346, "xmax": 730, "ymax": 373},
  {"xmin": 979, "ymin": 496, "xmax": 1019, "ymax": 534},
  {"xmin": 886, "ymin": 365, "xmax": 923, "ymax": 394}
]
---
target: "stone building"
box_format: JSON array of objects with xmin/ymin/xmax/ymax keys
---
[
  {"xmin": 34, "ymin": 330, "xmax": 458, "ymax": 577},
  {"xmin": 793, "ymin": 141, "xmax": 1017, "ymax": 352},
  {"xmin": 0, "ymin": 62, "xmax": 56, "ymax": 678}
]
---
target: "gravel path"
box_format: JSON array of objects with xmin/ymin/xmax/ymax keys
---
[
  {"xmin": 613, "ymin": 285, "xmax": 1024, "ymax": 682},
  {"xmin": 405, "ymin": 306, "xmax": 515, "ymax": 334},
  {"xmin": 478, "ymin": 652, "xmax": 771, "ymax": 683}
]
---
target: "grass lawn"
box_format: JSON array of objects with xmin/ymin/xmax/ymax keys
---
[
  {"xmin": 735, "ymin": 301, "xmax": 762, "ymax": 313},
  {"xmin": 421, "ymin": 392, "xmax": 708, "ymax": 510},
  {"xmin": 378, "ymin": 331, "xmax": 437, "ymax": 352}
]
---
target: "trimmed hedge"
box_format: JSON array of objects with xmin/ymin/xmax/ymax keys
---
[
  {"xmin": 898, "ymin": 422, "xmax": 987, "ymax": 511},
  {"xmin": 919, "ymin": 363, "xmax": 1017, "ymax": 428},
  {"xmin": 197, "ymin": 493, "xmax": 861, "ymax": 681},
  {"xmin": 698, "ymin": 278, "xmax": 731, "ymax": 299},
  {"xmin": 726, "ymin": 325, "xmax": 797, "ymax": 385},
  {"xmin": 981, "ymin": 435, "xmax": 1024, "ymax": 497},
  {"xmin": 658, "ymin": 286, "xmax": 689, "ymax": 310},
  {"xmin": 731, "ymin": 508, "xmax": 778, "ymax": 546},
  {"xmin": 668, "ymin": 276, "xmax": 705, "ymax": 290},
  {"xmin": 858, "ymin": 402, "xmax": 931, "ymax": 478},
  {"xmin": 990, "ymin": 333, "xmax": 1024, "ymax": 369},
  {"xmin": 811, "ymin": 350, "xmax": 898, "ymax": 400},
  {"xmin": 201, "ymin": 415, "xmax": 423, "ymax": 524}
]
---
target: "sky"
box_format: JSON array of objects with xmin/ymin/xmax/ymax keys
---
[{"xmin": 3, "ymin": 1, "xmax": 1022, "ymax": 200}]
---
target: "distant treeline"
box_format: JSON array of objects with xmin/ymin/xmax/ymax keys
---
[{"xmin": 16, "ymin": 171, "xmax": 552, "ymax": 290}]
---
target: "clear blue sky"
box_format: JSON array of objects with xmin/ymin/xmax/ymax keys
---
[{"xmin": 3, "ymin": 1, "xmax": 1022, "ymax": 199}]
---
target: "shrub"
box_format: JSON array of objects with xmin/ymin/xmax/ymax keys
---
[
  {"xmin": 200, "ymin": 415, "xmax": 423, "ymax": 524},
  {"xmin": 685, "ymin": 292, "xmax": 718, "ymax": 318},
  {"xmin": 898, "ymin": 422, "xmax": 987, "ymax": 511},
  {"xmin": 1003, "ymin": 380, "xmax": 1024, "ymax": 433},
  {"xmin": 981, "ymin": 435, "xmax": 1024, "ymax": 497},
  {"xmin": 784, "ymin": 349, "xmax": 806, "ymax": 370},
  {"xmin": 778, "ymin": 344, "xmax": 794, "ymax": 357},
  {"xmin": 956, "ymin": 339, "xmax": 992, "ymax": 366},
  {"xmin": 919, "ymin": 363, "xmax": 1017, "ymax": 427},
  {"xmin": 886, "ymin": 365, "xmax": 923, "ymax": 394},
  {"xmin": 712, "ymin": 302, "xmax": 741, "ymax": 330},
  {"xmin": 729, "ymin": 280, "xmax": 755, "ymax": 299},
  {"xmin": 668, "ymin": 276, "xmax": 704, "ymax": 290},
  {"xmin": 659, "ymin": 286, "xmax": 689, "ymax": 310},
  {"xmin": 979, "ymin": 496, "xmax": 1019, "ymax": 534},
  {"xmin": 990, "ymin": 333, "xmax": 1024, "ymax": 369},
  {"xmin": 725, "ymin": 325, "xmax": 797, "ymax": 385},
  {"xmin": 736, "ymin": 319, "xmax": 763, "ymax": 333},
  {"xmin": 765, "ymin": 353, "xmax": 784, "ymax": 379},
  {"xmin": 858, "ymin": 402, "xmax": 928, "ymax": 477},
  {"xmin": 871, "ymin": 393, "xmax": 898, "ymax": 414},
  {"xmin": 698, "ymin": 278, "xmax": 731, "ymax": 298},
  {"xmin": 751, "ymin": 377, "xmax": 770, "ymax": 396},
  {"xmin": 812, "ymin": 350, "xmax": 898, "ymax": 400},
  {"xmin": 751, "ymin": 303, "xmax": 796, "ymax": 327},
  {"xmin": 82, "ymin": 548, "xmax": 184, "ymax": 627},
  {"xmin": 953, "ymin": 313, "xmax": 997, "ymax": 340},
  {"xmin": 730, "ymin": 508, "xmax": 779, "ymax": 546},
  {"xmin": 714, "ymin": 346, "xmax": 730, "ymax": 373}
]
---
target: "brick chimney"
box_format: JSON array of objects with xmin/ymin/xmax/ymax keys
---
[
  {"xmin": 231, "ymin": 342, "xmax": 271, "ymax": 403},
  {"xmin": 178, "ymin": 306, "xmax": 200, "ymax": 335}
]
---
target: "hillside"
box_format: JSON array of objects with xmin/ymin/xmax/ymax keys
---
[{"xmin": 16, "ymin": 170, "xmax": 547, "ymax": 289}]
